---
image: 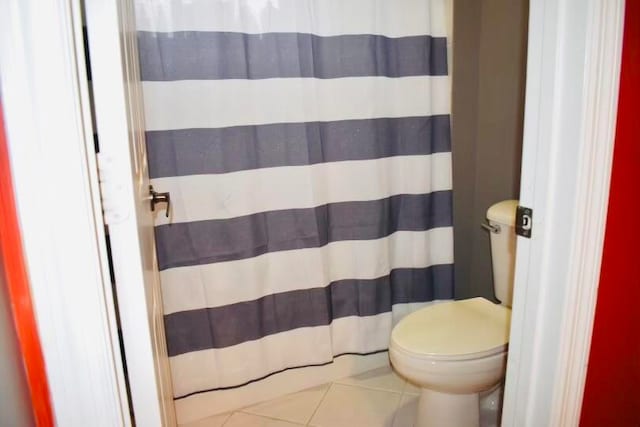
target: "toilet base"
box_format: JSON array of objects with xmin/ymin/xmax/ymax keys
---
[{"xmin": 416, "ymin": 388, "xmax": 479, "ymax": 427}]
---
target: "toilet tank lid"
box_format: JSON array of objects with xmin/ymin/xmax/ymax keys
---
[{"xmin": 487, "ymin": 200, "xmax": 519, "ymax": 226}]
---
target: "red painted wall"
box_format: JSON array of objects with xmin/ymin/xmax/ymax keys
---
[
  {"xmin": 580, "ymin": 2, "xmax": 640, "ymax": 426},
  {"xmin": 0, "ymin": 104, "xmax": 54, "ymax": 425}
]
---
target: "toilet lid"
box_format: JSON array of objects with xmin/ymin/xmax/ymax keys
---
[{"xmin": 391, "ymin": 297, "xmax": 511, "ymax": 358}]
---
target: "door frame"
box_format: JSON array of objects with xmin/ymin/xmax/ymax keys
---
[
  {"xmin": 502, "ymin": 1, "xmax": 624, "ymax": 425},
  {"xmin": 82, "ymin": 0, "xmax": 177, "ymax": 425},
  {"xmin": 0, "ymin": 0, "xmax": 130, "ymax": 425},
  {"xmin": 0, "ymin": 0, "xmax": 624, "ymax": 425}
]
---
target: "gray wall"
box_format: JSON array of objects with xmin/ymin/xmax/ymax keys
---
[
  {"xmin": 451, "ymin": 0, "xmax": 529, "ymax": 300},
  {"xmin": 0, "ymin": 255, "xmax": 36, "ymax": 427}
]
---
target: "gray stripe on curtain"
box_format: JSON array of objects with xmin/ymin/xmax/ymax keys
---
[
  {"xmin": 147, "ymin": 116, "xmax": 451, "ymax": 178},
  {"xmin": 138, "ymin": 32, "xmax": 448, "ymax": 81},
  {"xmin": 165, "ymin": 264, "xmax": 454, "ymax": 356},
  {"xmin": 155, "ymin": 191, "xmax": 453, "ymax": 270}
]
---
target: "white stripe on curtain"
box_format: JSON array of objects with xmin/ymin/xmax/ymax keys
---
[
  {"xmin": 135, "ymin": 0, "xmax": 450, "ymax": 37},
  {"xmin": 152, "ymin": 153, "xmax": 452, "ymax": 225},
  {"xmin": 160, "ymin": 228, "xmax": 453, "ymax": 314},
  {"xmin": 142, "ymin": 76, "xmax": 451, "ymax": 131}
]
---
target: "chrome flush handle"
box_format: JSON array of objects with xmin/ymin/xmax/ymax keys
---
[
  {"xmin": 481, "ymin": 222, "xmax": 501, "ymax": 234},
  {"xmin": 149, "ymin": 185, "xmax": 171, "ymax": 218}
]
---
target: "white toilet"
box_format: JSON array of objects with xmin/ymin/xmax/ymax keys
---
[{"xmin": 390, "ymin": 200, "xmax": 518, "ymax": 427}]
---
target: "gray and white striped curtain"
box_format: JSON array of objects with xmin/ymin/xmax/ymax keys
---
[{"xmin": 135, "ymin": 0, "xmax": 454, "ymax": 422}]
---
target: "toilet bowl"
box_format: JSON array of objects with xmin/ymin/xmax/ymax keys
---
[
  {"xmin": 390, "ymin": 200, "xmax": 518, "ymax": 427},
  {"xmin": 390, "ymin": 298, "xmax": 511, "ymax": 427}
]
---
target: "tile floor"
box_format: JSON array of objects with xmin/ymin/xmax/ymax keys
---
[
  {"xmin": 181, "ymin": 366, "xmax": 420, "ymax": 427},
  {"xmin": 181, "ymin": 366, "xmax": 501, "ymax": 427}
]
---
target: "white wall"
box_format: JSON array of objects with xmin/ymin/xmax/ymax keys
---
[{"xmin": 0, "ymin": 256, "xmax": 35, "ymax": 426}]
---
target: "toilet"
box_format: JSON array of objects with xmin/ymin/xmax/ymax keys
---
[{"xmin": 390, "ymin": 200, "xmax": 518, "ymax": 427}]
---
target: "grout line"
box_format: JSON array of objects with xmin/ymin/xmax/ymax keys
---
[
  {"xmin": 238, "ymin": 408, "xmax": 309, "ymax": 425},
  {"xmin": 334, "ymin": 376, "xmax": 407, "ymax": 394},
  {"xmin": 313, "ymin": 381, "xmax": 404, "ymax": 426},
  {"xmin": 238, "ymin": 383, "xmax": 331, "ymax": 425},
  {"xmin": 305, "ymin": 382, "xmax": 333, "ymax": 426},
  {"xmin": 390, "ymin": 391, "xmax": 404, "ymax": 427},
  {"xmin": 334, "ymin": 382, "xmax": 404, "ymax": 393},
  {"xmin": 337, "ymin": 384, "xmax": 405, "ymax": 394},
  {"xmin": 334, "ymin": 369, "xmax": 408, "ymax": 395},
  {"xmin": 234, "ymin": 411, "xmax": 307, "ymax": 426},
  {"xmin": 237, "ymin": 383, "xmax": 333, "ymax": 426},
  {"xmin": 257, "ymin": 413, "xmax": 306, "ymax": 426},
  {"xmin": 219, "ymin": 411, "xmax": 234, "ymax": 426},
  {"xmin": 333, "ymin": 381, "xmax": 404, "ymax": 396}
]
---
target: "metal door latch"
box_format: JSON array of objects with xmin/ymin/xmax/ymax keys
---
[
  {"xmin": 516, "ymin": 205, "xmax": 533, "ymax": 238},
  {"xmin": 149, "ymin": 185, "xmax": 171, "ymax": 218}
]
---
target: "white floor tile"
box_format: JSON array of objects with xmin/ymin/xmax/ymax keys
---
[
  {"xmin": 336, "ymin": 366, "xmax": 406, "ymax": 393},
  {"xmin": 241, "ymin": 384, "xmax": 329, "ymax": 424},
  {"xmin": 223, "ymin": 412, "xmax": 304, "ymax": 427},
  {"xmin": 179, "ymin": 412, "xmax": 231, "ymax": 427},
  {"xmin": 392, "ymin": 394, "xmax": 419, "ymax": 427},
  {"xmin": 309, "ymin": 383, "xmax": 402, "ymax": 427}
]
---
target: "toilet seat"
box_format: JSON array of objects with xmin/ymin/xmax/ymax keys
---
[{"xmin": 391, "ymin": 297, "xmax": 511, "ymax": 361}]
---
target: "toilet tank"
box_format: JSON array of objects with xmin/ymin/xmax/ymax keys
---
[{"xmin": 486, "ymin": 200, "xmax": 519, "ymax": 307}]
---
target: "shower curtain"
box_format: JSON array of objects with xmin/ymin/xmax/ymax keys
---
[{"xmin": 135, "ymin": 0, "xmax": 454, "ymax": 422}]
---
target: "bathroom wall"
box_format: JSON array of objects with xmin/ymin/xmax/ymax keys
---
[
  {"xmin": 451, "ymin": 0, "xmax": 529, "ymax": 300},
  {"xmin": 580, "ymin": 1, "xmax": 640, "ymax": 423}
]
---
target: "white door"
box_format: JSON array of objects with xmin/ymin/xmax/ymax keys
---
[
  {"xmin": 84, "ymin": 1, "xmax": 176, "ymax": 425},
  {"xmin": 501, "ymin": 0, "xmax": 623, "ymax": 425}
]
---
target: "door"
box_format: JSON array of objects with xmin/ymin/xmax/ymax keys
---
[
  {"xmin": 502, "ymin": 0, "xmax": 623, "ymax": 425},
  {"xmin": 84, "ymin": 1, "xmax": 176, "ymax": 425}
]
